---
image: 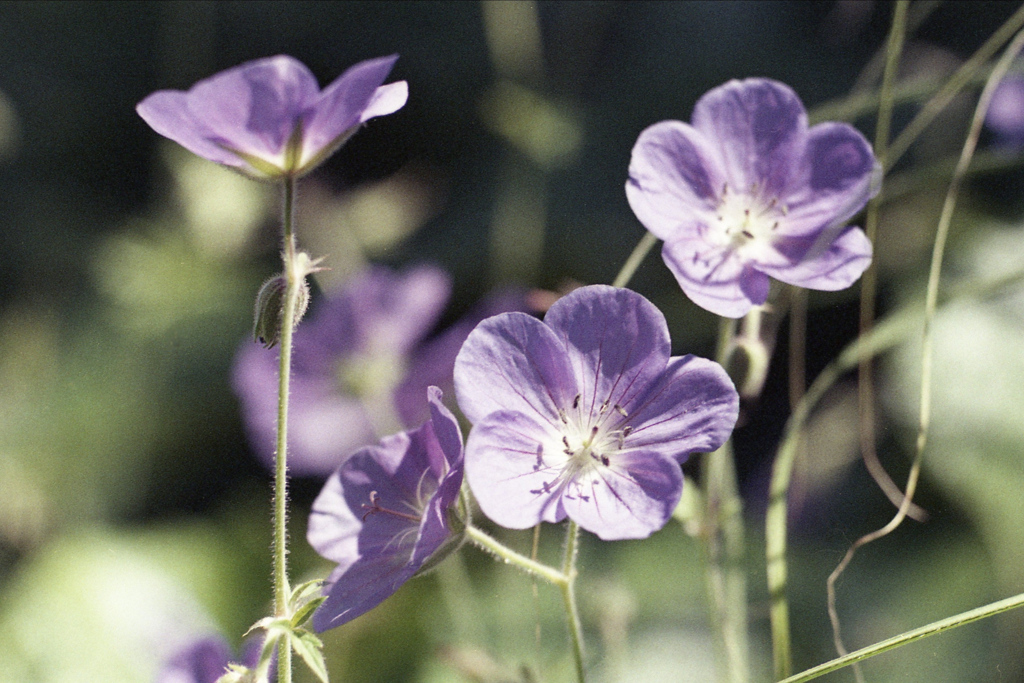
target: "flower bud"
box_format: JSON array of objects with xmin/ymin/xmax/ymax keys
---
[{"xmin": 252, "ymin": 273, "xmax": 311, "ymax": 349}]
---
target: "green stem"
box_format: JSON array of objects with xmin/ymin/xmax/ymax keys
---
[
  {"xmin": 612, "ymin": 231, "xmax": 658, "ymax": 288},
  {"xmin": 274, "ymin": 175, "xmax": 299, "ymax": 683},
  {"xmin": 702, "ymin": 317, "xmax": 748, "ymax": 683},
  {"xmin": 779, "ymin": 591, "xmax": 1024, "ymax": 683},
  {"xmin": 765, "ymin": 268, "xmax": 1024, "ymax": 682},
  {"xmin": 463, "ymin": 523, "xmax": 586, "ymax": 682},
  {"xmin": 886, "ymin": 3, "xmax": 1024, "ymax": 167},
  {"xmin": 561, "ymin": 520, "xmax": 586, "ymax": 683},
  {"xmin": 464, "ymin": 524, "xmax": 568, "ymax": 586}
]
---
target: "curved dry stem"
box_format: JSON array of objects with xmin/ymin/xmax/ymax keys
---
[{"xmin": 825, "ymin": 23, "xmax": 1024, "ymax": 674}]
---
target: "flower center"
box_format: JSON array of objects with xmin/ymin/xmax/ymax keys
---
[
  {"xmin": 711, "ymin": 182, "xmax": 787, "ymax": 256},
  {"xmin": 556, "ymin": 394, "xmax": 633, "ymax": 473},
  {"xmin": 336, "ymin": 351, "xmax": 406, "ymax": 401}
]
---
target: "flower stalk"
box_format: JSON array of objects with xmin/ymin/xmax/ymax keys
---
[{"xmin": 274, "ymin": 175, "xmax": 300, "ymax": 683}]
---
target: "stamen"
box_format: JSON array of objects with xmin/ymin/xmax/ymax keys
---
[
  {"xmin": 600, "ymin": 399, "xmax": 609, "ymax": 413},
  {"xmin": 572, "ymin": 394, "xmax": 580, "ymax": 409},
  {"xmin": 360, "ymin": 491, "xmax": 421, "ymax": 523},
  {"xmin": 614, "ymin": 404, "xmax": 628, "ymax": 417},
  {"xmin": 741, "ymin": 230, "xmax": 754, "ymax": 239},
  {"xmin": 558, "ymin": 408, "xmax": 568, "ymax": 424},
  {"xmin": 622, "ymin": 426, "xmax": 633, "ymax": 437},
  {"xmin": 600, "ymin": 454, "xmax": 610, "ymax": 466}
]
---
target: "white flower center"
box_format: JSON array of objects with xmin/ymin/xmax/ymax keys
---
[
  {"xmin": 532, "ymin": 394, "xmax": 634, "ymax": 498},
  {"xmin": 710, "ymin": 182, "xmax": 788, "ymax": 259}
]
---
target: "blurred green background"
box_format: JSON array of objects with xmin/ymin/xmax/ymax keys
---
[{"xmin": 2, "ymin": 1, "xmax": 1024, "ymax": 681}]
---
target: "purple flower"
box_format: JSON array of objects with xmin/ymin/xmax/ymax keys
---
[
  {"xmin": 307, "ymin": 386, "xmax": 465, "ymax": 631},
  {"xmin": 233, "ymin": 264, "xmax": 449, "ymax": 476},
  {"xmin": 986, "ymin": 73, "xmax": 1024, "ymax": 150},
  {"xmin": 454, "ymin": 285, "xmax": 739, "ymax": 540},
  {"xmin": 233, "ymin": 266, "xmax": 528, "ymax": 477},
  {"xmin": 137, "ymin": 55, "xmax": 407, "ymax": 179},
  {"xmin": 157, "ymin": 636, "xmax": 265, "ymax": 683},
  {"xmin": 626, "ymin": 78, "xmax": 879, "ymax": 318}
]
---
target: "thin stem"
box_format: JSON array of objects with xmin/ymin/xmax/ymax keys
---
[
  {"xmin": 765, "ymin": 266, "xmax": 1024, "ymax": 683},
  {"xmin": 840, "ymin": 1, "xmax": 912, "ymax": 673},
  {"xmin": 561, "ymin": 521, "xmax": 586, "ymax": 683},
  {"xmin": 826, "ymin": 23, "xmax": 1024, "ymax": 677},
  {"xmin": 612, "ymin": 231, "xmax": 659, "ymax": 288},
  {"xmin": 702, "ymin": 316, "xmax": 748, "ymax": 683},
  {"xmin": 464, "ymin": 524, "xmax": 568, "ymax": 586},
  {"xmin": 464, "ymin": 522, "xmax": 585, "ymax": 681},
  {"xmin": 274, "ymin": 176, "xmax": 299, "ymax": 683},
  {"xmin": 887, "ymin": 3, "xmax": 1024, "ymax": 167},
  {"xmin": 779, "ymin": 591, "xmax": 1024, "ymax": 683}
]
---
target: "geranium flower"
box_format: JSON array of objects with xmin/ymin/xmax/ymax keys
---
[
  {"xmin": 137, "ymin": 54, "xmax": 407, "ymax": 179},
  {"xmin": 454, "ymin": 285, "xmax": 739, "ymax": 540},
  {"xmin": 307, "ymin": 387, "xmax": 465, "ymax": 631},
  {"xmin": 232, "ymin": 265, "xmax": 527, "ymax": 477},
  {"xmin": 157, "ymin": 635, "xmax": 267, "ymax": 683},
  {"xmin": 626, "ymin": 78, "xmax": 879, "ymax": 318},
  {"xmin": 986, "ymin": 73, "xmax": 1024, "ymax": 150}
]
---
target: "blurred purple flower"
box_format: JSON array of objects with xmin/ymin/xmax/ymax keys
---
[
  {"xmin": 454, "ymin": 285, "xmax": 739, "ymax": 540},
  {"xmin": 137, "ymin": 55, "xmax": 407, "ymax": 179},
  {"xmin": 627, "ymin": 78, "xmax": 879, "ymax": 318},
  {"xmin": 986, "ymin": 73, "xmax": 1024, "ymax": 150},
  {"xmin": 307, "ymin": 386, "xmax": 464, "ymax": 631},
  {"xmin": 157, "ymin": 635, "xmax": 266, "ymax": 683},
  {"xmin": 233, "ymin": 265, "xmax": 527, "ymax": 477}
]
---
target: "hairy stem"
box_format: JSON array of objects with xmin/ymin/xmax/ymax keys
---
[{"xmin": 274, "ymin": 176, "xmax": 299, "ymax": 683}]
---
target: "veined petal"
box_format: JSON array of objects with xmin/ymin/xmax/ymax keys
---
[
  {"xmin": 454, "ymin": 311, "xmax": 575, "ymax": 426},
  {"xmin": 778, "ymin": 122, "xmax": 879, "ymax": 239},
  {"xmin": 560, "ymin": 448, "xmax": 683, "ymax": 541},
  {"xmin": 301, "ymin": 55, "xmax": 403, "ymax": 166},
  {"xmin": 760, "ymin": 225, "xmax": 873, "ymax": 291},
  {"xmin": 465, "ymin": 410, "xmax": 571, "ymax": 529},
  {"xmin": 413, "ymin": 388, "xmax": 464, "ymax": 565},
  {"xmin": 188, "ymin": 55, "xmax": 319, "ymax": 164},
  {"xmin": 626, "ymin": 355, "xmax": 739, "ymax": 460},
  {"xmin": 691, "ymin": 78, "xmax": 808, "ymax": 196},
  {"xmin": 626, "ymin": 120, "xmax": 722, "ymax": 242},
  {"xmin": 661, "ymin": 238, "xmax": 770, "ymax": 318},
  {"xmin": 307, "ymin": 431, "xmax": 418, "ymax": 567},
  {"xmin": 313, "ymin": 554, "xmax": 417, "ymax": 632},
  {"xmin": 543, "ymin": 286, "xmax": 672, "ymax": 416},
  {"xmin": 136, "ymin": 91, "xmax": 247, "ymax": 170}
]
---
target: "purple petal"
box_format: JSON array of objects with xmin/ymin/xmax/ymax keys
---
[
  {"xmin": 560, "ymin": 449, "xmax": 683, "ymax": 541},
  {"xmin": 778, "ymin": 122, "xmax": 879, "ymax": 238},
  {"xmin": 232, "ymin": 343, "xmax": 377, "ymax": 476},
  {"xmin": 157, "ymin": 636, "xmax": 231, "ymax": 683},
  {"xmin": 308, "ymin": 389, "xmax": 463, "ymax": 631},
  {"xmin": 626, "ymin": 120, "xmax": 722, "ymax": 243},
  {"xmin": 626, "ymin": 355, "xmax": 739, "ymax": 460},
  {"xmin": 661, "ymin": 238, "xmax": 770, "ymax": 318},
  {"xmin": 361, "ymin": 81, "xmax": 409, "ymax": 122},
  {"xmin": 691, "ymin": 78, "xmax": 808, "ymax": 197},
  {"xmin": 136, "ymin": 92, "xmax": 246, "ymax": 169},
  {"xmin": 187, "ymin": 55, "xmax": 319, "ymax": 164},
  {"xmin": 454, "ymin": 312, "xmax": 576, "ymax": 426},
  {"xmin": 759, "ymin": 225, "xmax": 872, "ymax": 290},
  {"xmin": 313, "ymin": 551, "xmax": 418, "ymax": 631},
  {"xmin": 464, "ymin": 410, "xmax": 570, "ymax": 528},
  {"xmin": 351, "ymin": 265, "xmax": 451, "ymax": 356},
  {"xmin": 413, "ymin": 388, "xmax": 464, "ymax": 565},
  {"xmin": 396, "ymin": 288, "xmax": 530, "ymax": 426},
  {"xmin": 987, "ymin": 74, "xmax": 1024, "ymax": 147},
  {"xmin": 301, "ymin": 55, "xmax": 404, "ymax": 165},
  {"xmin": 543, "ymin": 286, "xmax": 672, "ymax": 417}
]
